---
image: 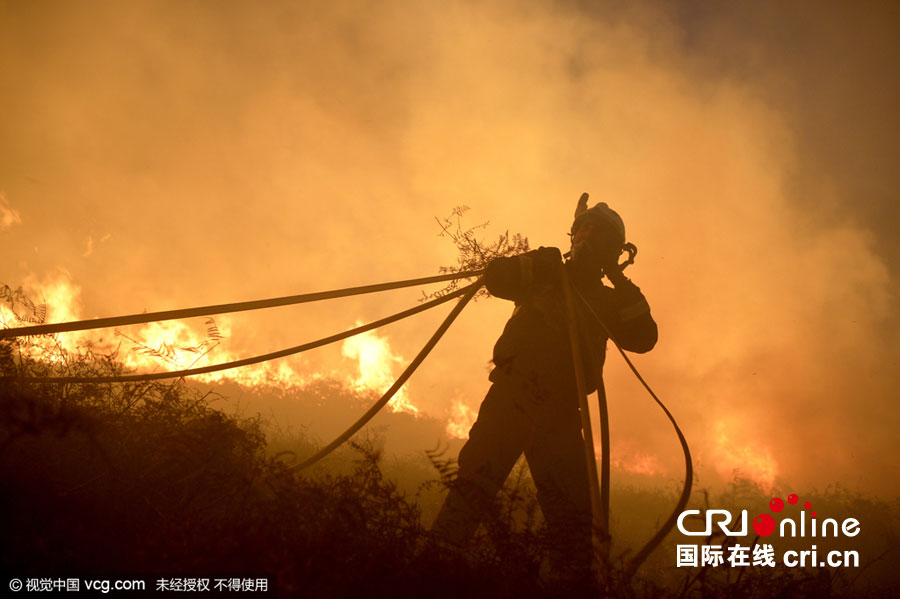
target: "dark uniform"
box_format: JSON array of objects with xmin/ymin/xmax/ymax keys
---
[{"xmin": 431, "ymin": 245, "xmax": 657, "ymax": 573}]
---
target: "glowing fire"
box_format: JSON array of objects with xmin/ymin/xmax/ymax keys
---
[
  {"xmin": 712, "ymin": 419, "xmax": 778, "ymax": 490},
  {"xmin": 341, "ymin": 325, "xmax": 417, "ymax": 415},
  {"xmin": 1, "ymin": 271, "xmax": 305, "ymax": 388},
  {"xmin": 1, "ymin": 272, "xmax": 464, "ymax": 420},
  {"xmin": 2, "ymin": 272, "xmax": 429, "ymax": 411},
  {"xmin": 0, "ymin": 192, "xmax": 22, "ymax": 230},
  {"xmin": 1, "ymin": 272, "xmax": 91, "ymax": 357},
  {"xmin": 612, "ymin": 451, "xmax": 665, "ymax": 476},
  {"xmin": 2, "ymin": 274, "xmax": 787, "ymax": 486},
  {"xmin": 446, "ymin": 398, "xmax": 477, "ymax": 439}
]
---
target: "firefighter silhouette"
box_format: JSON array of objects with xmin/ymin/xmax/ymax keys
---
[{"xmin": 432, "ymin": 195, "xmax": 658, "ymax": 577}]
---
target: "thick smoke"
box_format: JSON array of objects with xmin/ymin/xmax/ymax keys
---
[{"xmin": 1, "ymin": 0, "xmax": 897, "ymax": 495}]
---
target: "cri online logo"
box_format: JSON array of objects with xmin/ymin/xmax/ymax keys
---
[{"xmin": 677, "ymin": 493, "xmax": 860, "ymax": 538}]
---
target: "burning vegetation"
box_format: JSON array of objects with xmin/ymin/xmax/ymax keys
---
[
  {"xmin": 2, "ymin": 279, "xmax": 898, "ymax": 597},
  {"xmin": 0, "ymin": 273, "xmax": 418, "ymax": 413}
]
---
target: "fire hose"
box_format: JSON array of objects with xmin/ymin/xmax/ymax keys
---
[{"xmin": 570, "ymin": 285, "xmax": 693, "ymax": 581}]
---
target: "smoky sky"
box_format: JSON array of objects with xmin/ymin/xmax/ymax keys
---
[{"xmin": 1, "ymin": 0, "xmax": 898, "ymax": 495}]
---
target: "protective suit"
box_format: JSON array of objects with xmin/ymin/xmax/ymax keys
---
[{"xmin": 431, "ymin": 203, "xmax": 658, "ymax": 577}]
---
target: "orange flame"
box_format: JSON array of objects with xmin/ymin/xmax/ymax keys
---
[
  {"xmin": 712, "ymin": 419, "xmax": 778, "ymax": 490},
  {"xmin": 341, "ymin": 325, "xmax": 417, "ymax": 415},
  {"xmin": 446, "ymin": 398, "xmax": 477, "ymax": 439},
  {"xmin": 1, "ymin": 271, "xmax": 93, "ymax": 357},
  {"xmin": 2, "ymin": 271, "xmax": 306, "ymax": 388},
  {"xmin": 612, "ymin": 451, "xmax": 665, "ymax": 476},
  {"xmin": 0, "ymin": 192, "xmax": 22, "ymax": 230}
]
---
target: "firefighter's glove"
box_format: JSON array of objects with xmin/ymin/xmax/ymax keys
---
[
  {"xmin": 531, "ymin": 246, "xmax": 563, "ymax": 286},
  {"xmin": 599, "ymin": 252, "xmax": 628, "ymax": 287}
]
